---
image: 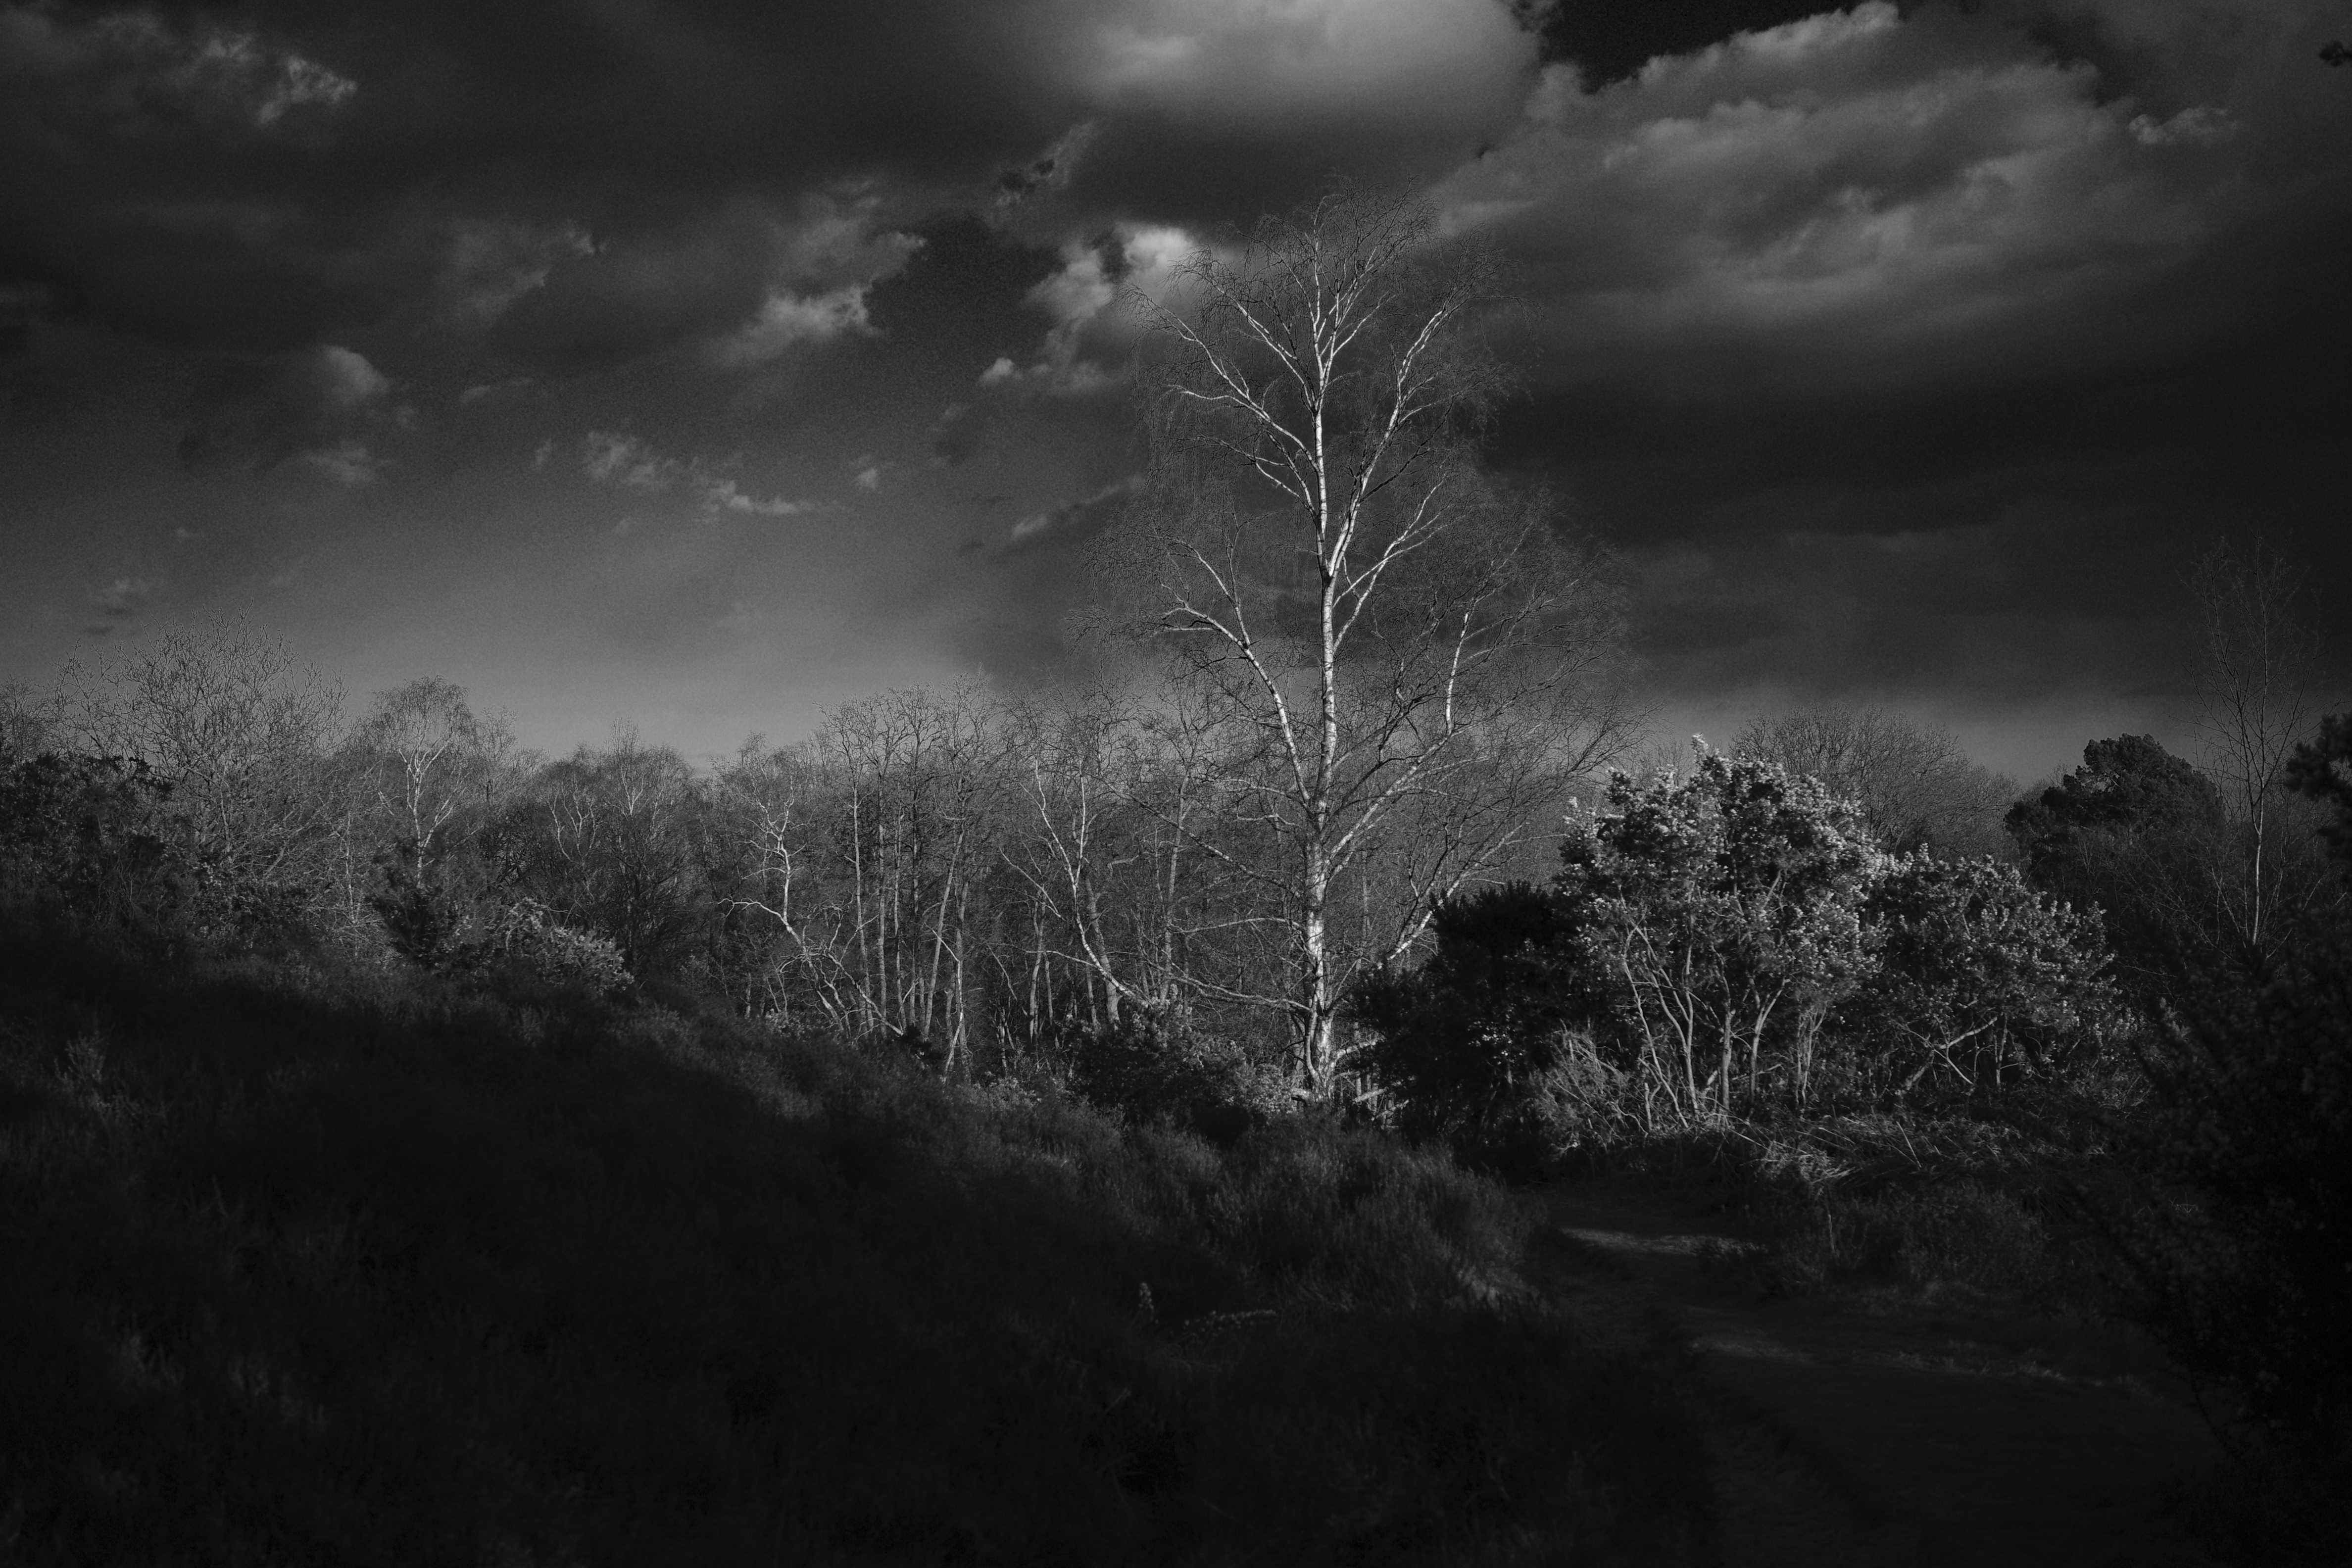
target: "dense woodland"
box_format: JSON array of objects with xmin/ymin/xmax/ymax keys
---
[{"xmin": 2, "ymin": 195, "xmax": 2349, "ymax": 1562}]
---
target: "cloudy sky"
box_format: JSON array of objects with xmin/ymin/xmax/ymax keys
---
[{"xmin": 3, "ymin": 0, "xmax": 2347, "ymax": 779}]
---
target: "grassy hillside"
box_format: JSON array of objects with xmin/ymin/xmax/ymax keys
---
[{"xmin": 0, "ymin": 919, "xmax": 1710, "ymax": 1566}]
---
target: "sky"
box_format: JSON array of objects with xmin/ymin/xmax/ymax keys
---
[{"xmin": 2, "ymin": 0, "xmax": 2348, "ymax": 782}]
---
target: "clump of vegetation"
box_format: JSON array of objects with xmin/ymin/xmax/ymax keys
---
[{"xmin": 1354, "ymin": 752, "xmax": 2120, "ymax": 1164}]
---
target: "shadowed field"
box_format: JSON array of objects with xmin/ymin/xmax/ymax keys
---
[{"xmin": 0, "ymin": 919, "xmax": 1713, "ymax": 1567}]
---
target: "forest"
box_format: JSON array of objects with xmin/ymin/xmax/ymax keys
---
[{"xmin": 2, "ymin": 196, "xmax": 2349, "ymax": 1564}]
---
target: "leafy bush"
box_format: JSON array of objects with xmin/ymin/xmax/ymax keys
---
[
  {"xmin": 1557, "ymin": 754, "xmax": 1884, "ymax": 1121},
  {"xmin": 1354, "ymin": 756, "xmax": 2122, "ymax": 1161},
  {"xmin": 2287, "ymin": 713, "xmax": 2352, "ymax": 870},
  {"xmin": 1352, "ymin": 883, "xmax": 1585, "ymax": 1137},
  {"xmin": 1068, "ymin": 1010, "xmax": 1290, "ymax": 1144},
  {"xmin": 365, "ymin": 837, "xmax": 466, "ymax": 968},
  {"xmin": 368, "ymin": 838, "xmax": 634, "ymax": 997},
  {"xmin": 0, "ymin": 752, "xmax": 183, "ymax": 922},
  {"xmin": 1844, "ymin": 853, "xmax": 2119, "ymax": 1103},
  {"xmin": 0, "ymin": 752, "xmax": 329, "ymax": 955},
  {"xmin": 2006, "ymin": 734, "xmax": 2232, "ymax": 977}
]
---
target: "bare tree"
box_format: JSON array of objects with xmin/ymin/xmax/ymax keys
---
[
  {"xmin": 2191, "ymin": 534, "xmax": 2322, "ymax": 951},
  {"xmin": 498, "ymin": 726, "xmax": 713, "ymax": 981},
  {"xmin": 356, "ymin": 678, "xmax": 520, "ymax": 858},
  {"xmin": 67, "ymin": 622, "xmax": 345, "ymax": 888},
  {"xmin": 0, "ymin": 681, "xmax": 63, "ymax": 765},
  {"xmin": 1001, "ymin": 680, "xmax": 1281, "ymax": 1040},
  {"xmin": 720, "ymin": 686, "xmax": 1008, "ymax": 1065},
  {"xmin": 1122, "ymin": 191, "xmax": 1632, "ymax": 1095},
  {"xmin": 1733, "ymin": 706, "xmax": 2017, "ymax": 859}
]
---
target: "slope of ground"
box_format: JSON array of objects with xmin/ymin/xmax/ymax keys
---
[{"xmin": 0, "ymin": 919, "xmax": 1714, "ymax": 1566}]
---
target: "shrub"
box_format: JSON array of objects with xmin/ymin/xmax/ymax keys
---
[
  {"xmin": 1841, "ymin": 853, "xmax": 2119, "ymax": 1104},
  {"xmin": 1068, "ymin": 1010, "xmax": 1288, "ymax": 1144},
  {"xmin": 1355, "ymin": 761, "xmax": 2123, "ymax": 1161},
  {"xmin": 366, "ymin": 837, "xmax": 466, "ymax": 968},
  {"xmin": 0, "ymin": 752, "xmax": 183, "ymax": 923},
  {"xmin": 451, "ymin": 897, "xmax": 636, "ymax": 997},
  {"xmin": 2107, "ymin": 931, "xmax": 2352, "ymax": 1449},
  {"xmin": 2286, "ymin": 713, "xmax": 2352, "ymax": 872},
  {"xmin": 1557, "ymin": 754, "xmax": 1883, "ymax": 1121},
  {"xmin": 1352, "ymin": 883, "xmax": 1587, "ymax": 1140}
]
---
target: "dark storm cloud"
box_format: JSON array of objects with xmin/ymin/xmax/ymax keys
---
[
  {"xmin": 0, "ymin": 0, "xmax": 1544, "ymax": 375},
  {"xmin": 0, "ymin": 4, "xmax": 935, "ymax": 372},
  {"xmin": 1515, "ymin": 0, "xmax": 1866, "ymax": 84},
  {"xmin": 0, "ymin": 3, "xmax": 395, "ymax": 349},
  {"xmin": 3, "ymin": 0, "xmax": 2346, "ymax": 768},
  {"xmin": 1420, "ymin": 0, "xmax": 2352, "ymax": 735},
  {"xmin": 177, "ymin": 342, "xmax": 395, "ymax": 481},
  {"xmin": 1432, "ymin": 1, "xmax": 2343, "ymax": 395},
  {"xmin": 1626, "ymin": 511, "xmax": 2196, "ymax": 700}
]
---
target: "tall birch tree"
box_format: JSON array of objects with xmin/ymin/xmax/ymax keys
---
[
  {"xmin": 1125, "ymin": 192, "xmax": 1630, "ymax": 1095},
  {"xmin": 2191, "ymin": 534, "xmax": 2322, "ymax": 954}
]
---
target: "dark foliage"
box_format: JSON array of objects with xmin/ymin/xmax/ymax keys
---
[
  {"xmin": 366, "ymin": 837, "xmax": 464, "ymax": 969},
  {"xmin": 366, "ymin": 839, "xmax": 633, "ymax": 999},
  {"xmin": 2107, "ymin": 931, "xmax": 2352, "ymax": 1449},
  {"xmin": 2286, "ymin": 712, "xmax": 2352, "ymax": 871},
  {"xmin": 2006, "ymin": 735, "xmax": 2230, "ymax": 976},
  {"xmin": 1352, "ymin": 883, "xmax": 1588, "ymax": 1148},
  {"xmin": 0, "ymin": 752, "xmax": 182, "ymax": 923},
  {"xmin": 1067, "ymin": 1009, "xmax": 1284, "ymax": 1145},
  {"xmin": 2009, "ymin": 736, "xmax": 2226, "ymax": 854}
]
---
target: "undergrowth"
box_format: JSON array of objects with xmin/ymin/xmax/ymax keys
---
[
  {"xmin": 0, "ymin": 912, "xmax": 1712, "ymax": 1566},
  {"xmin": 1555, "ymin": 1100, "xmax": 2134, "ymax": 1320}
]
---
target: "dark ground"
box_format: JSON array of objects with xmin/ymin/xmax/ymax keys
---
[{"xmin": 1533, "ymin": 1179, "xmax": 2221, "ymax": 1568}]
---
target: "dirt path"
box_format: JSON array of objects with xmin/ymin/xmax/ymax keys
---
[{"xmin": 1532, "ymin": 1181, "xmax": 2223, "ymax": 1568}]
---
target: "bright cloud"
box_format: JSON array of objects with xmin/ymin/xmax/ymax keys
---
[
  {"xmin": 581, "ymin": 431, "xmax": 675, "ymax": 492},
  {"xmin": 577, "ymin": 432, "xmax": 811, "ymax": 517},
  {"xmin": 255, "ymin": 49, "xmax": 357, "ymax": 125},
  {"xmin": 439, "ymin": 219, "xmax": 596, "ymax": 327},
  {"xmin": 699, "ymin": 478, "xmax": 811, "ymax": 517},
  {"xmin": 707, "ymin": 284, "xmax": 877, "ymax": 368},
  {"xmin": 297, "ymin": 439, "xmax": 384, "ymax": 486},
  {"xmin": 983, "ymin": 223, "xmax": 1199, "ymax": 394},
  {"xmin": 312, "ymin": 345, "xmax": 389, "ymax": 410},
  {"xmin": 703, "ymin": 199, "xmax": 924, "ymax": 368},
  {"xmin": 487, "ymin": 195, "xmax": 921, "ymax": 373}
]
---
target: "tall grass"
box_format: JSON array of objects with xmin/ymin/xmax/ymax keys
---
[{"xmin": 0, "ymin": 913, "xmax": 1711, "ymax": 1565}]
